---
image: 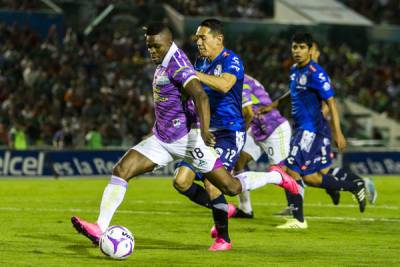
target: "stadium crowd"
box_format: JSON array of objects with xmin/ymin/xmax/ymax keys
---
[
  {"xmin": 340, "ymin": 0, "xmax": 400, "ymax": 25},
  {"xmin": 1, "ymin": 22, "xmax": 399, "ymax": 149}
]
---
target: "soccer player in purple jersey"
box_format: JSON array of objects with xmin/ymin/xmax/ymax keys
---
[
  {"xmin": 70, "ymin": 22, "xmax": 300, "ymax": 249},
  {"xmin": 230, "ymin": 74, "xmax": 292, "ymax": 218}
]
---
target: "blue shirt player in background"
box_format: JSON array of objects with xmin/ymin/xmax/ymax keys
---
[{"xmin": 273, "ymin": 32, "xmax": 368, "ymax": 229}]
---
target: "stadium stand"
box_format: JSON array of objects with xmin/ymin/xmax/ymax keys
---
[{"xmin": 0, "ymin": 0, "xmax": 399, "ymax": 149}]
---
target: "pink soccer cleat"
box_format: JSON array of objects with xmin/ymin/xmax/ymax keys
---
[
  {"xmin": 269, "ymin": 165, "xmax": 300, "ymax": 195},
  {"xmin": 227, "ymin": 203, "xmax": 237, "ymax": 219},
  {"xmin": 209, "ymin": 237, "xmax": 232, "ymax": 251},
  {"xmin": 71, "ymin": 216, "xmax": 102, "ymax": 245},
  {"xmin": 210, "ymin": 225, "xmax": 218, "ymax": 238}
]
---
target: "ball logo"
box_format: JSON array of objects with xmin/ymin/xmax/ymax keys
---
[{"xmin": 323, "ymin": 82, "xmax": 331, "ymax": 91}]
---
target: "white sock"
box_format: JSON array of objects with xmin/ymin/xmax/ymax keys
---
[
  {"xmin": 238, "ymin": 191, "xmax": 252, "ymax": 214},
  {"xmin": 236, "ymin": 171, "xmax": 282, "ymax": 192},
  {"xmin": 97, "ymin": 175, "xmax": 127, "ymax": 232}
]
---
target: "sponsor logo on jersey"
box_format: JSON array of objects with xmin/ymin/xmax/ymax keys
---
[{"xmin": 214, "ymin": 64, "xmax": 222, "ymax": 76}]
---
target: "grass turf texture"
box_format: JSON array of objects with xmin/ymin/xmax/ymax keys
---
[{"xmin": 0, "ymin": 176, "xmax": 399, "ymax": 266}]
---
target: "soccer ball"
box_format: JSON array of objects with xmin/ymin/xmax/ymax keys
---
[{"xmin": 99, "ymin": 226, "xmax": 135, "ymax": 259}]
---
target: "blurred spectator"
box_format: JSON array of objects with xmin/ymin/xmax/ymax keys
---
[
  {"xmin": 85, "ymin": 124, "xmax": 103, "ymax": 149},
  {"xmin": 341, "ymin": 0, "xmax": 400, "ymax": 25},
  {"xmin": 8, "ymin": 119, "xmax": 27, "ymax": 150}
]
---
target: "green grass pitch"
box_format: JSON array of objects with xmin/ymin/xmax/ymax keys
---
[{"xmin": 0, "ymin": 176, "xmax": 399, "ymax": 266}]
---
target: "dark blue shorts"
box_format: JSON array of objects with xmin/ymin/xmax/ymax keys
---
[
  {"xmin": 285, "ymin": 128, "xmax": 333, "ymax": 176},
  {"xmin": 176, "ymin": 129, "xmax": 246, "ymax": 181}
]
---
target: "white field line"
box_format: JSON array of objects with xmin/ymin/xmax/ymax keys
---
[{"xmin": 0, "ymin": 206, "xmax": 399, "ymax": 223}]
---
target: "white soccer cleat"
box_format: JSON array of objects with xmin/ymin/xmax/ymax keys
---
[
  {"xmin": 363, "ymin": 177, "xmax": 377, "ymax": 204},
  {"xmin": 276, "ymin": 219, "xmax": 308, "ymax": 229}
]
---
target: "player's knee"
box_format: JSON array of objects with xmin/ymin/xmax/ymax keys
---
[
  {"xmin": 112, "ymin": 163, "xmax": 130, "ymax": 181},
  {"xmin": 303, "ymin": 175, "xmax": 322, "ymax": 187},
  {"xmin": 173, "ymin": 176, "xmax": 191, "ymax": 193},
  {"xmin": 218, "ymin": 183, "xmax": 239, "ymax": 196}
]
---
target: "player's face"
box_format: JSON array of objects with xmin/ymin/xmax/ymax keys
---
[
  {"xmin": 146, "ymin": 34, "xmax": 171, "ymax": 64},
  {"xmin": 194, "ymin": 26, "xmax": 223, "ymax": 59},
  {"xmin": 291, "ymin": 42, "xmax": 311, "ymax": 66}
]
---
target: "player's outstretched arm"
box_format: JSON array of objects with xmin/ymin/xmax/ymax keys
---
[
  {"xmin": 257, "ymin": 90, "xmax": 290, "ymax": 114},
  {"xmin": 196, "ymin": 71, "xmax": 237, "ymax": 93},
  {"xmin": 242, "ymin": 105, "xmax": 254, "ymax": 129},
  {"xmin": 326, "ymin": 97, "xmax": 346, "ymax": 151},
  {"xmin": 183, "ymin": 78, "xmax": 216, "ymax": 146}
]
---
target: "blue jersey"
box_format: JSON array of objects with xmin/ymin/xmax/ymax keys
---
[
  {"xmin": 289, "ymin": 60, "xmax": 334, "ymax": 133},
  {"xmin": 195, "ymin": 48, "xmax": 245, "ymax": 131}
]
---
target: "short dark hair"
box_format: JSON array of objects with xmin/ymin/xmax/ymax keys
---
[
  {"xmin": 144, "ymin": 22, "xmax": 172, "ymax": 37},
  {"xmin": 291, "ymin": 32, "xmax": 313, "ymax": 48},
  {"xmin": 199, "ymin": 18, "xmax": 224, "ymax": 35}
]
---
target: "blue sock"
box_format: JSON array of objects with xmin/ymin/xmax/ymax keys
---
[
  {"xmin": 209, "ymin": 194, "xmax": 230, "ymax": 242},
  {"xmin": 181, "ymin": 183, "xmax": 210, "ymax": 208},
  {"xmin": 291, "ymin": 180, "xmax": 305, "ymax": 222},
  {"xmin": 321, "ymin": 174, "xmax": 357, "ymax": 191}
]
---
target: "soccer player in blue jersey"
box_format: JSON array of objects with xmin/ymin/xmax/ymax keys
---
[
  {"xmin": 172, "ymin": 19, "xmax": 299, "ymax": 250},
  {"xmin": 270, "ymin": 32, "xmax": 368, "ymax": 229}
]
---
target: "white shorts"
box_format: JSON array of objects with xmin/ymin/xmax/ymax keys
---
[
  {"xmin": 242, "ymin": 120, "xmax": 291, "ymax": 164},
  {"xmin": 132, "ymin": 128, "xmax": 219, "ymax": 173}
]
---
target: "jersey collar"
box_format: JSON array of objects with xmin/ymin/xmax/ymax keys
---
[{"xmin": 161, "ymin": 42, "xmax": 178, "ymax": 68}]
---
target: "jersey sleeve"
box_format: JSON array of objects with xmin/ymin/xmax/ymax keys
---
[
  {"xmin": 172, "ymin": 65, "xmax": 199, "ymax": 88},
  {"xmin": 309, "ymin": 70, "xmax": 334, "ymax": 100},
  {"xmin": 242, "ymin": 83, "xmax": 252, "ymax": 108},
  {"xmin": 222, "ymin": 55, "xmax": 244, "ymax": 80}
]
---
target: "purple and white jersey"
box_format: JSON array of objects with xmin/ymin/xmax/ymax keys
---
[
  {"xmin": 152, "ymin": 43, "xmax": 198, "ymax": 143},
  {"xmin": 242, "ymin": 74, "xmax": 286, "ymax": 141}
]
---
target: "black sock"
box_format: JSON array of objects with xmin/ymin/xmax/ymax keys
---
[
  {"xmin": 285, "ymin": 189, "xmax": 293, "ymax": 207},
  {"xmin": 291, "ymin": 180, "xmax": 305, "ymax": 222},
  {"xmin": 181, "ymin": 183, "xmax": 210, "ymax": 208},
  {"xmin": 329, "ymin": 167, "xmax": 363, "ymax": 182},
  {"xmin": 321, "ymin": 174, "xmax": 358, "ymax": 191},
  {"xmin": 210, "ymin": 194, "xmax": 230, "ymax": 242}
]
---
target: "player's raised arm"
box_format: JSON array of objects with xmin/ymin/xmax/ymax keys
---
[{"xmin": 182, "ymin": 79, "xmax": 215, "ymax": 146}]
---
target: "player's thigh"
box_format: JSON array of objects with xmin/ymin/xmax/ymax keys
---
[
  {"xmin": 173, "ymin": 165, "xmax": 197, "ymax": 192},
  {"xmin": 204, "ymin": 179, "xmax": 223, "ymax": 200},
  {"xmin": 302, "ymin": 172, "xmax": 323, "ymax": 187},
  {"xmin": 117, "ymin": 135, "xmax": 171, "ymax": 180},
  {"xmin": 260, "ymin": 121, "xmax": 291, "ymax": 165},
  {"xmin": 113, "ymin": 149, "xmax": 156, "ymax": 180}
]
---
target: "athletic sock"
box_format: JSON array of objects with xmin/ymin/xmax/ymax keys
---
[
  {"xmin": 238, "ymin": 191, "xmax": 252, "ymax": 214},
  {"xmin": 329, "ymin": 167, "xmax": 363, "ymax": 182},
  {"xmin": 291, "ymin": 180, "xmax": 305, "ymax": 222},
  {"xmin": 210, "ymin": 194, "xmax": 230, "ymax": 242},
  {"xmin": 321, "ymin": 174, "xmax": 358, "ymax": 191},
  {"xmin": 180, "ymin": 183, "xmax": 210, "ymax": 208},
  {"xmin": 235, "ymin": 171, "xmax": 283, "ymax": 192},
  {"xmin": 97, "ymin": 175, "xmax": 127, "ymax": 232}
]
